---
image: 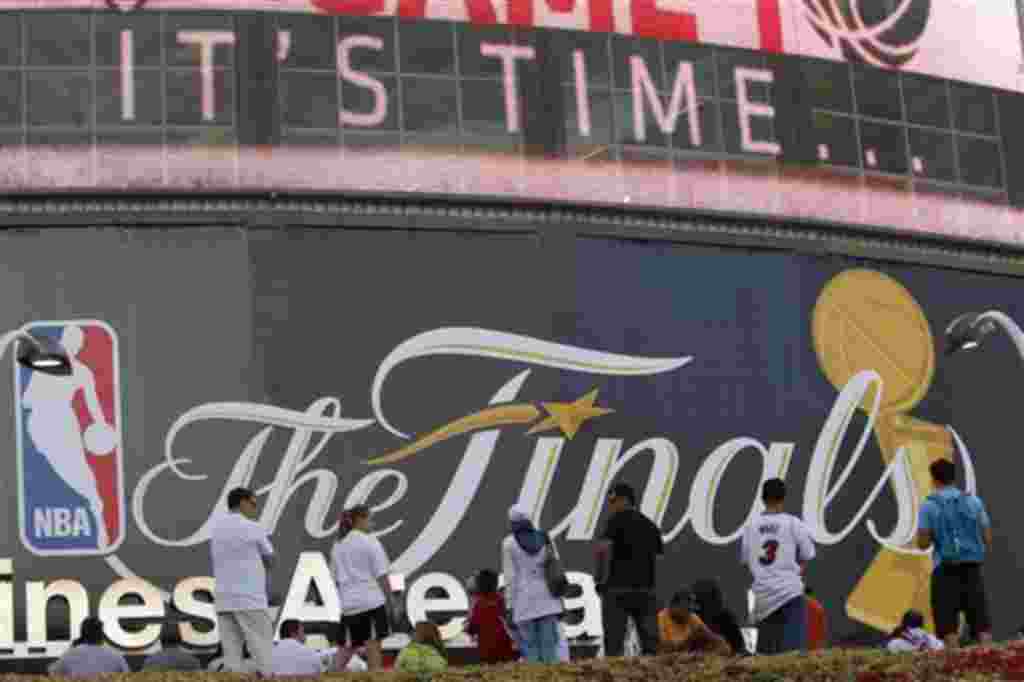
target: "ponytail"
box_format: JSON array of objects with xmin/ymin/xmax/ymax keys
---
[{"xmin": 337, "ymin": 505, "xmax": 370, "ymax": 541}]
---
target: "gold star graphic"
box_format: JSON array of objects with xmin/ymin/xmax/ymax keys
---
[{"xmin": 526, "ymin": 388, "xmax": 614, "ymax": 440}]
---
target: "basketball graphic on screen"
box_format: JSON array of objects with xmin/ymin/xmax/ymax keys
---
[
  {"xmin": 811, "ymin": 268, "xmax": 934, "ymax": 414},
  {"xmin": 803, "ymin": 0, "xmax": 931, "ymax": 68}
]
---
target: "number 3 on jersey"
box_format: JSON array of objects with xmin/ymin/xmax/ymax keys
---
[{"xmin": 759, "ymin": 540, "xmax": 779, "ymax": 566}]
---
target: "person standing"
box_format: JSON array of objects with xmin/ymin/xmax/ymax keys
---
[
  {"xmin": 594, "ymin": 483, "xmax": 664, "ymax": 657},
  {"xmin": 741, "ymin": 479, "xmax": 816, "ymax": 655},
  {"xmin": 465, "ymin": 569, "xmax": 519, "ymax": 664},
  {"xmin": 331, "ymin": 505, "xmax": 395, "ymax": 671},
  {"xmin": 915, "ymin": 458, "xmax": 993, "ymax": 649},
  {"xmin": 210, "ymin": 487, "xmax": 276, "ymax": 674},
  {"xmin": 502, "ymin": 505, "xmax": 564, "ymax": 663}
]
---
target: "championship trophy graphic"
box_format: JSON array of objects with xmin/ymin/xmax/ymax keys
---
[{"xmin": 812, "ymin": 269, "xmax": 949, "ymax": 633}]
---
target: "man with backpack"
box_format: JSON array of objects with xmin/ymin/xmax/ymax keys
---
[{"xmin": 916, "ymin": 459, "xmax": 994, "ymax": 649}]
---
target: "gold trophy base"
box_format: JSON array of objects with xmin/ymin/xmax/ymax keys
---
[{"xmin": 846, "ymin": 545, "xmax": 935, "ymax": 634}]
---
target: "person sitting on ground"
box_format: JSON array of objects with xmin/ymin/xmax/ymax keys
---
[
  {"xmin": 657, "ymin": 589, "xmax": 732, "ymax": 656},
  {"xmin": 142, "ymin": 624, "xmax": 202, "ymax": 671},
  {"xmin": 395, "ymin": 622, "xmax": 448, "ymax": 678},
  {"xmin": 465, "ymin": 569, "xmax": 518, "ymax": 664},
  {"xmin": 886, "ymin": 610, "xmax": 943, "ymax": 653},
  {"xmin": 690, "ymin": 578, "xmax": 747, "ymax": 655},
  {"xmin": 269, "ymin": 619, "xmax": 322, "ymax": 676},
  {"xmin": 805, "ymin": 587, "xmax": 828, "ymax": 651},
  {"xmin": 49, "ymin": 617, "xmax": 130, "ymax": 677}
]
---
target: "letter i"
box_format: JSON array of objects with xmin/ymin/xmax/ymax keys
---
[
  {"xmin": 121, "ymin": 30, "xmax": 135, "ymax": 121},
  {"xmin": 573, "ymin": 50, "xmax": 591, "ymax": 137}
]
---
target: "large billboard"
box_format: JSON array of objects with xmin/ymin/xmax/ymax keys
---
[
  {"xmin": 4, "ymin": 0, "xmax": 1022, "ymax": 92},
  {"xmin": 1, "ymin": 2, "xmax": 1024, "ymax": 245},
  {"xmin": 0, "ymin": 225, "xmax": 1022, "ymax": 660}
]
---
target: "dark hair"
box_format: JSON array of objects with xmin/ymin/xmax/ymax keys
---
[
  {"xmin": 337, "ymin": 505, "xmax": 371, "ymax": 540},
  {"xmin": 280, "ymin": 619, "xmax": 303, "ymax": 639},
  {"xmin": 227, "ymin": 487, "xmax": 254, "ymax": 511},
  {"xmin": 80, "ymin": 617, "xmax": 105, "ymax": 645},
  {"xmin": 930, "ymin": 459, "xmax": 956, "ymax": 485},
  {"xmin": 413, "ymin": 622, "xmax": 447, "ymax": 660},
  {"xmin": 891, "ymin": 610, "xmax": 925, "ymax": 640},
  {"xmin": 609, "ymin": 483, "xmax": 636, "ymax": 507},
  {"xmin": 762, "ymin": 478, "xmax": 786, "ymax": 504},
  {"xmin": 476, "ymin": 569, "xmax": 499, "ymax": 594},
  {"xmin": 691, "ymin": 579, "xmax": 725, "ymax": 619}
]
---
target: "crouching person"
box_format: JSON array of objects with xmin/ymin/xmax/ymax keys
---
[
  {"xmin": 886, "ymin": 611, "xmax": 944, "ymax": 653},
  {"xmin": 269, "ymin": 619, "xmax": 322, "ymax": 676},
  {"xmin": 49, "ymin": 617, "xmax": 130, "ymax": 677},
  {"xmin": 396, "ymin": 622, "xmax": 448, "ymax": 679},
  {"xmin": 658, "ymin": 590, "xmax": 732, "ymax": 656}
]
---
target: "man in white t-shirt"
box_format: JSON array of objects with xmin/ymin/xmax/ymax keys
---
[
  {"xmin": 269, "ymin": 620, "xmax": 322, "ymax": 676},
  {"xmin": 211, "ymin": 487, "xmax": 276, "ymax": 674},
  {"xmin": 740, "ymin": 478, "xmax": 816, "ymax": 655}
]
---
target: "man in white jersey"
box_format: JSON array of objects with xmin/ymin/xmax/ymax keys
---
[{"xmin": 741, "ymin": 479, "xmax": 816, "ymax": 655}]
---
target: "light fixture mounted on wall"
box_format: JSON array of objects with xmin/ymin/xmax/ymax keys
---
[{"xmin": 0, "ymin": 329, "xmax": 73, "ymax": 376}]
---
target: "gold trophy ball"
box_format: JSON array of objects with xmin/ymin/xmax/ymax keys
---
[{"xmin": 811, "ymin": 269, "xmax": 935, "ymax": 415}]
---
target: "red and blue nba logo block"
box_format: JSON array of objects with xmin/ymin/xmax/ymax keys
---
[{"xmin": 14, "ymin": 320, "xmax": 125, "ymax": 556}]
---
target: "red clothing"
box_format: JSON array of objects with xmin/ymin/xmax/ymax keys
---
[
  {"xmin": 807, "ymin": 596, "xmax": 827, "ymax": 650},
  {"xmin": 466, "ymin": 593, "xmax": 518, "ymax": 664}
]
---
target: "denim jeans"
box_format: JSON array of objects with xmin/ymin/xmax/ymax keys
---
[
  {"xmin": 757, "ymin": 596, "xmax": 807, "ymax": 655},
  {"xmin": 518, "ymin": 615, "xmax": 561, "ymax": 663}
]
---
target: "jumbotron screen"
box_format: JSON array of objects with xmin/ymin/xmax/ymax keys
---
[{"xmin": 3, "ymin": 0, "xmax": 1024, "ymax": 244}]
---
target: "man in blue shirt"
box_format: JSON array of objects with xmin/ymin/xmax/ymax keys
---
[{"xmin": 915, "ymin": 459, "xmax": 993, "ymax": 649}]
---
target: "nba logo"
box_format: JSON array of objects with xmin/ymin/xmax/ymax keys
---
[{"xmin": 14, "ymin": 320, "xmax": 125, "ymax": 556}]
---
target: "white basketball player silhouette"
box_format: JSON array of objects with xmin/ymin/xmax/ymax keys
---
[{"xmin": 23, "ymin": 326, "xmax": 118, "ymax": 548}]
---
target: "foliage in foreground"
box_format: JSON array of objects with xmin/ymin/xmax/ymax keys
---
[{"xmin": 12, "ymin": 643, "xmax": 1024, "ymax": 682}]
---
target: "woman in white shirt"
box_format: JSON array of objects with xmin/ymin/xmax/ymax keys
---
[
  {"xmin": 502, "ymin": 505, "xmax": 564, "ymax": 663},
  {"xmin": 331, "ymin": 505, "xmax": 394, "ymax": 671}
]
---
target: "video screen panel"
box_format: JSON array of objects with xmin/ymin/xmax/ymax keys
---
[{"xmin": 1, "ymin": 0, "xmax": 1024, "ymax": 245}]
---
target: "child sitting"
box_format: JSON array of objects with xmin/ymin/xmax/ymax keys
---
[
  {"xmin": 466, "ymin": 569, "xmax": 520, "ymax": 664},
  {"xmin": 396, "ymin": 622, "xmax": 448, "ymax": 678},
  {"xmin": 887, "ymin": 611, "xmax": 944, "ymax": 653},
  {"xmin": 658, "ymin": 589, "xmax": 732, "ymax": 656}
]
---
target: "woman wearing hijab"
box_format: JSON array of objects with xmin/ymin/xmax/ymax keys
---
[{"xmin": 502, "ymin": 504, "xmax": 564, "ymax": 663}]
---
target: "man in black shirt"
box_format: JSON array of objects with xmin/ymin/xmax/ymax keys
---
[{"xmin": 594, "ymin": 483, "xmax": 664, "ymax": 657}]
